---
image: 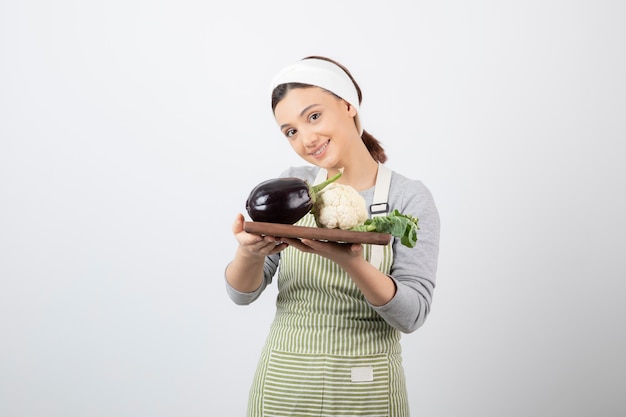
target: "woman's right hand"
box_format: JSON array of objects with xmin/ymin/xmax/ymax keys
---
[{"xmin": 232, "ymin": 213, "xmax": 288, "ymax": 257}]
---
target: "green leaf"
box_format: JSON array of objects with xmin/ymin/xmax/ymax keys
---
[{"xmin": 352, "ymin": 209, "xmax": 419, "ymax": 248}]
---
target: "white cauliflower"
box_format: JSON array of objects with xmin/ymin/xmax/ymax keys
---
[{"xmin": 312, "ymin": 182, "xmax": 368, "ymax": 230}]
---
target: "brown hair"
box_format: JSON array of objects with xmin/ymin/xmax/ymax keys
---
[{"xmin": 271, "ymin": 55, "xmax": 387, "ymax": 163}]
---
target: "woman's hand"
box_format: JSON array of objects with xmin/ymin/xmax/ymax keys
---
[
  {"xmin": 232, "ymin": 213, "xmax": 288, "ymax": 257},
  {"xmin": 282, "ymin": 237, "xmax": 396, "ymax": 306},
  {"xmin": 281, "ymin": 237, "xmax": 364, "ymax": 267},
  {"xmin": 226, "ymin": 214, "xmax": 288, "ymax": 293}
]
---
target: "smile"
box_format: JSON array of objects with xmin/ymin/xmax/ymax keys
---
[{"xmin": 310, "ymin": 140, "xmax": 330, "ymax": 156}]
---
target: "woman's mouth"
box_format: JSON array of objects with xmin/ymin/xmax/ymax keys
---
[{"xmin": 310, "ymin": 140, "xmax": 330, "ymax": 156}]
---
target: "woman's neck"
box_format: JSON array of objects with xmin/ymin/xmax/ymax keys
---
[{"xmin": 329, "ymin": 156, "xmax": 379, "ymax": 191}]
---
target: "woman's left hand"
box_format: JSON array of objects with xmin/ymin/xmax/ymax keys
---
[
  {"xmin": 283, "ymin": 237, "xmax": 396, "ymax": 306},
  {"xmin": 281, "ymin": 238, "xmax": 364, "ymax": 266}
]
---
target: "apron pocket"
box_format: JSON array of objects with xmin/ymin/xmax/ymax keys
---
[{"xmin": 262, "ymin": 350, "xmax": 390, "ymax": 417}]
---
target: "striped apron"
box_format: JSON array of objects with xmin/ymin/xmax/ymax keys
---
[{"xmin": 246, "ymin": 185, "xmax": 410, "ymax": 416}]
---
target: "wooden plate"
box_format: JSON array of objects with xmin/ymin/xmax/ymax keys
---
[{"xmin": 244, "ymin": 222, "xmax": 391, "ymax": 245}]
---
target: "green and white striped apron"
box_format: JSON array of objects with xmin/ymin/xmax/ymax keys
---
[{"xmin": 247, "ymin": 166, "xmax": 410, "ymax": 417}]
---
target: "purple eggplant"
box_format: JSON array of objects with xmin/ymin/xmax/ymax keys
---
[{"xmin": 246, "ymin": 172, "xmax": 342, "ymax": 224}]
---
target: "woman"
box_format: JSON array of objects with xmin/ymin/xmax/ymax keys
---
[{"xmin": 225, "ymin": 56, "xmax": 440, "ymax": 417}]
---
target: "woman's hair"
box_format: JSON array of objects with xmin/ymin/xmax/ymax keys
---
[{"xmin": 271, "ymin": 55, "xmax": 387, "ymax": 163}]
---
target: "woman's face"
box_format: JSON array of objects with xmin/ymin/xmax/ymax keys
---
[{"xmin": 273, "ymin": 86, "xmax": 359, "ymax": 169}]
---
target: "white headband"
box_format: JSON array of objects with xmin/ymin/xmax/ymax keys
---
[{"xmin": 270, "ymin": 58, "xmax": 363, "ymax": 135}]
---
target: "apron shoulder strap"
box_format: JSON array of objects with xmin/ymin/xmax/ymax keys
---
[
  {"xmin": 369, "ymin": 163, "xmax": 391, "ymax": 269},
  {"xmin": 371, "ymin": 163, "xmax": 392, "ymax": 217},
  {"xmin": 314, "ymin": 167, "xmax": 328, "ymax": 185}
]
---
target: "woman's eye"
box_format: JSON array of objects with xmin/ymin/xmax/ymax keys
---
[
  {"xmin": 285, "ymin": 128, "xmax": 296, "ymax": 138},
  {"xmin": 309, "ymin": 112, "xmax": 321, "ymax": 122}
]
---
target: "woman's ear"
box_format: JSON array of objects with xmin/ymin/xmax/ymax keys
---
[{"xmin": 345, "ymin": 101, "xmax": 357, "ymax": 117}]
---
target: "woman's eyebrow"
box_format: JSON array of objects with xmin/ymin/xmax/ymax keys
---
[
  {"xmin": 280, "ymin": 104, "xmax": 320, "ymax": 129},
  {"xmin": 299, "ymin": 104, "xmax": 319, "ymax": 117}
]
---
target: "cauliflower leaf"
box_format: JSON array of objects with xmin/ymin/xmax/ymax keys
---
[{"xmin": 351, "ymin": 210, "xmax": 420, "ymax": 248}]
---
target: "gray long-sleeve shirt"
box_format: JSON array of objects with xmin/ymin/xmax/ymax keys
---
[{"xmin": 226, "ymin": 165, "xmax": 440, "ymax": 333}]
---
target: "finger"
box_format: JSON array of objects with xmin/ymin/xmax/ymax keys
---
[
  {"xmin": 350, "ymin": 243, "xmax": 363, "ymax": 255},
  {"xmin": 257, "ymin": 240, "xmax": 288, "ymax": 255},
  {"xmin": 270, "ymin": 242, "xmax": 289, "ymax": 254},
  {"xmin": 301, "ymin": 238, "xmax": 337, "ymax": 250},
  {"xmin": 299, "ymin": 238, "xmax": 319, "ymax": 248},
  {"xmin": 232, "ymin": 213, "xmax": 245, "ymax": 234},
  {"xmin": 282, "ymin": 237, "xmax": 309, "ymax": 252}
]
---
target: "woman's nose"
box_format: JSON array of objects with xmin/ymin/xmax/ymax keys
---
[{"xmin": 300, "ymin": 127, "xmax": 318, "ymax": 148}]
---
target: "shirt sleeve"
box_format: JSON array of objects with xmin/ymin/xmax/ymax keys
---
[
  {"xmin": 368, "ymin": 175, "xmax": 441, "ymax": 333},
  {"xmin": 224, "ymin": 253, "xmax": 280, "ymax": 305}
]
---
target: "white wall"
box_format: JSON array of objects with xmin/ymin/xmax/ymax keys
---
[{"xmin": 1, "ymin": 1, "xmax": 624, "ymax": 416}]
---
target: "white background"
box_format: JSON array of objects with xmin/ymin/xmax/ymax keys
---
[{"xmin": 1, "ymin": 1, "xmax": 625, "ymax": 416}]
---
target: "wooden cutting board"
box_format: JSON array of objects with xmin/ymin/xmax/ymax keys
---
[{"xmin": 244, "ymin": 222, "xmax": 391, "ymax": 245}]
